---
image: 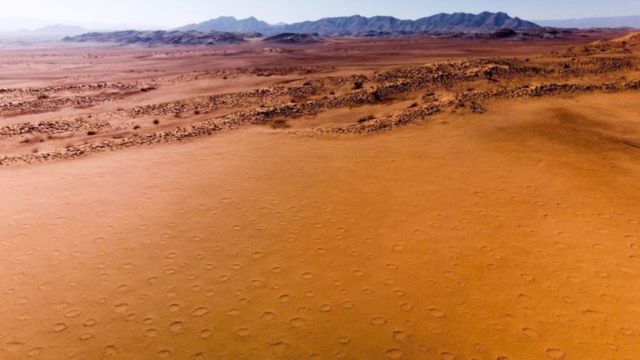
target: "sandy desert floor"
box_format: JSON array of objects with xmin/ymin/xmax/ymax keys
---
[{"xmin": 1, "ymin": 33, "xmax": 640, "ymax": 359}]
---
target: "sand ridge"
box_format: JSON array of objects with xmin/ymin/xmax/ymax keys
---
[{"xmin": 1, "ymin": 34, "xmax": 639, "ymax": 166}]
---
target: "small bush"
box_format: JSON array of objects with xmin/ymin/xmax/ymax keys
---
[
  {"xmin": 270, "ymin": 119, "xmax": 290, "ymax": 129},
  {"xmin": 357, "ymin": 114, "xmax": 375, "ymax": 123},
  {"xmin": 371, "ymin": 90, "xmax": 383, "ymax": 102}
]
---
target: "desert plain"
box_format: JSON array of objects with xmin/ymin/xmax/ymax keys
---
[{"xmin": 1, "ymin": 31, "xmax": 640, "ymax": 359}]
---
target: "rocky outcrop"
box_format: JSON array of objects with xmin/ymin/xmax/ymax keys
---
[
  {"xmin": 263, "ymin": 33, "xmax": 321, "ymax": 44},
  {"xmin": 64, "ymin": 30, "xmax": 251, "ymax": 46}
]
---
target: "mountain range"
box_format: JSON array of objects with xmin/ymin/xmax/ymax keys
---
[
  {"xmin": 4, "ymin": 13, "xmax": 640, "ymax": 42},
  {"xmin": 177, "ymin": 12, "xmax": 540, "ymax": 36},
  {"xmin": 537, "ymin": 15, "xmax": 640, "ymax": 29}
]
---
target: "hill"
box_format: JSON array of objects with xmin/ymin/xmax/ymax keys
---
[
  {"xmin": 611, "ymin": 31, "xmax": 640, "ymax": 43},
  {"xmin": 551, "ymin": 30, "xmax": 640, "ymax": 57}
]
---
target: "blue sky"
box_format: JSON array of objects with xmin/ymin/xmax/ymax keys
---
[{"xmin": 2, "ymin": 0, "xmax": 639, "ymax": 28}]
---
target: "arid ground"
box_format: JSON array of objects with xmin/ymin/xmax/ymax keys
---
[{"xmin": 1, "ymin": 32, "xmax": 640, "ymax": 359}]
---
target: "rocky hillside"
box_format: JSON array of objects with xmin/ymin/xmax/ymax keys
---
[
  {"xmin": 612, "ymin": 31, "xmax": 640, "ymax": 44},
  {"xmin": 63, "ymin": 30, "xmax": 251, "ymax": 45},
  {"xmin": 611, "ymin": 31, "xmax": 640, "ymax": 52},
  {"xmin": 181, "ymin": 12, "xmax": 540, "ymax": 36}
]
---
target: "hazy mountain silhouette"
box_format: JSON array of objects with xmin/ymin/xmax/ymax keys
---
[{"xmin": 537, "ymin": 15, "xmax": 640, "ymax": 29}]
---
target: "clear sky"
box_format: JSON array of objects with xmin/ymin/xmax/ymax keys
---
[{"xmin": 2, "ymin": 0, "xmax": 639, "ymax": 29}]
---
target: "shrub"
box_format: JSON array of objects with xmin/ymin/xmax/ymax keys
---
[
  {"xmin": 357, "ymin": 114, "xmax": 375, "ymax": 123},
  {"xmin": 270, "ymin": 119, "xmax": 290, "ymax": 129}
]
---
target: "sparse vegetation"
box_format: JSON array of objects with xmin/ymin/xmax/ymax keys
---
[{"xmin": 1, "ymin": 29, "xmax": 639, "ymax": 168}]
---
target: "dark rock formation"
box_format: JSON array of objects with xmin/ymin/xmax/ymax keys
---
[
  {"xmin": 64, "ymin": 30, "xmax": 251, "ymax": 46},
  {"xmin": 263, "ymin": 33, "xmax": 321, "ymax": 44}
]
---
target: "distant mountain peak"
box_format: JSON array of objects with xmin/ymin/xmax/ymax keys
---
[{"xmin": 177, "ymin": 16, "xmax": 272, "ymax": 33}]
